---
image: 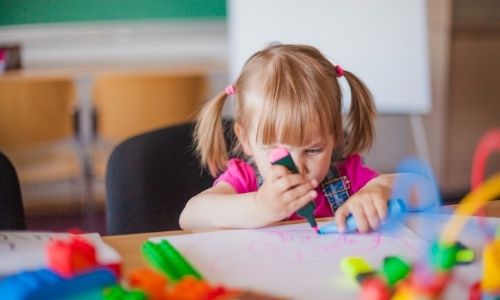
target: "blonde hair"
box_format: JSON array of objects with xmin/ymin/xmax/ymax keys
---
[{"xmin": 195, "ymin": 44, "xmax": 376, "ymax": 176}]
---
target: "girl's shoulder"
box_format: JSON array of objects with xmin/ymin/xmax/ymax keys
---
[
  {"xmin": 213, "ymin": 158, "xmax": 258, "ymax": 193},
  {"xmin": 224, "ymin": 158, "xmax": 255, "ymax": 176},
  {"xmin": 337, "ymin": 153, "xmax": 364, "ymax": 167},
  {"xmin": 336, "ymin": 154, "xmax": 378, "ymax": 175},
  {"xmin": 335, "ymin": 154, "xmax": 379, "ymax": 193}
]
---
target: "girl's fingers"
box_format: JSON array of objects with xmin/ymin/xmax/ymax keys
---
[
  {"xmin": 268, "ymin": 165, "xmax": 290, "ymax": 181},
  {"xmin": 334, "ymin": 205, "xmax": 350, "ymax": 233},
  {"xmin": 274, "ymin": 174, "xmax": 314, "ymax": 193},
  {"xmin": 281, "ymin": 180, "xmax": 317, "ymax": 203},
  {"xmin": 374, "ymin": 200, "xmax": 388, "ymax": 222},
  {"xmin": 350, "ymin": 204, "xmax": 370, "ymax": 233},
  {"xmin": 290, "ymin": 189, "xmax": 317, "ymax": 211},
  {"xmin": 274, "ymin": 175, "xmax": 303, "ymax": 192},
  {"xmin": 363, "ymin": 201, "xmax": 380, "ymax": 230}
]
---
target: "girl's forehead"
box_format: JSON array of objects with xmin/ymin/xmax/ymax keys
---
[
  {"xmin": 240, "ymin": 89, "xmax": 334, "ymax": 146},
  {"xmin": 250, "ymin": 113, "xmax": 329, "ymax": 145}
]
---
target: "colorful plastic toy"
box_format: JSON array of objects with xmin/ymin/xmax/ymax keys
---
[
  {"xmin": 142, "ymin": 240, "xmax": 203, "ymax": 282},
  {"xmin": 0, "ymin": 267, "xmax": 116, "ymax": 300},
  {"xmin": 340, "ymin": 129, "xmax": 500, "ymax": 300},
  {"xmin": 103, "ymin": 284, "xmax": 147, "ymax": 300},
  {"xmin": 46, "ymin": 235, "xmax": 98, "ymax": 277},
  {"xmin": 128, "ymin": 268, "xmax": 168, "ymax": 300}
]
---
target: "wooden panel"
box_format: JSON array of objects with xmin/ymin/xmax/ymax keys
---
[
  {"xmin": 445, "ymin": 28, "xmax": 500, "ymax": 191},
  {"xmin": 0, "ymin": 78, "xmax": 81, "ymax": 185},
  {"xmin": 0, "ymin": 78, "xmax": 76, "ymax": 146},
  {"xmin": 93, "ymin": 72, "xmax": 208, "ymax": 141}
]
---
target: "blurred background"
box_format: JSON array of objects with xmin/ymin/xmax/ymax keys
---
[{"xmin": 0, "ymin": 0, "xmax": 498, "ymax": 234}]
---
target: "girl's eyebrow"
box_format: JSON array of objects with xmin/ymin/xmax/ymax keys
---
[
  {"xmin": 261, "ymin": 140, "xmax": 325, "ymax": 149},
  {"xmin": 307, "ymin": 140, "xmax": 325, "ymax": 147}
]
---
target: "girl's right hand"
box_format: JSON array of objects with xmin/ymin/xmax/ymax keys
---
[{"xmin": 254, "ymin": 165, "xmax": 318, "ymax": 223}]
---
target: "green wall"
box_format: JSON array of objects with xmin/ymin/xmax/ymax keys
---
[{"xmin": 0, "ymin": 0, "xmax": 226, "ymax": 26}]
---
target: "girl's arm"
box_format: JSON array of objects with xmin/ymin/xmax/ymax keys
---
[
  {"xmin": 179, "ymin": 182, "xmax": 265, "ymax": 230},
  {"xmin": 179, "ymin": 165, "xmax": 318, "ymax": 230}
]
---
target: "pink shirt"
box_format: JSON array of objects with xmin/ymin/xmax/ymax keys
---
[{"xmin": 214, "ymin": 154, "xmax": 379, "ymax": 220}]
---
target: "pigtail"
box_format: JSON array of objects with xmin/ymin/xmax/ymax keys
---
[
  {"xmin": 342, "ymin": 70, "xmax": 376, "ymax": 155},
  {"xmin": 194, "ymin": 90, "xmax": 229, "ymax": 177}
]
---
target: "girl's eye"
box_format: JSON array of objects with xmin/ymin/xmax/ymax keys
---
[{"xmin": 306, "ymin": 148, "xmax": 323, "ymax": 154}]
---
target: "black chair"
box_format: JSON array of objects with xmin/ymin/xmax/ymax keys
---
[
  {"xmin": 0, "ymin": 151, "xmax": 26, "ymax": 230},
  {"xmin": 106, "ymin": 121, "xmax": 234, "ymax": 235}
]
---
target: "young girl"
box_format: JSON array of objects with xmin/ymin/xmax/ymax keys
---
[{"xmin": 180, "ymin": 44, "xmax": 413, "ymax": 233}]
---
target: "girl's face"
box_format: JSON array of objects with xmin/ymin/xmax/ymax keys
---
[{"xmin": 235, "ymin": 109, "xmax": 335, "ymax": 185}]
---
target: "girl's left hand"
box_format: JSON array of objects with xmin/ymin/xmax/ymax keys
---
[{"xmin": 334, "ymin": 174, "xmax": 394, "ymax": 233}]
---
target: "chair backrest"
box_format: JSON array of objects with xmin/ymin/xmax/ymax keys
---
[
  {"xmin": 0, "ymin": 77, "xmax": 75, "ymax": 147},
  {"xmin": 106, "ymin": 121, "xmax": 234, "ymax": 235},
  {"xmin": 0, "ymin": 78, "xmax": 81, "ymax": 187},
  {"xmin": 0, "ymin": 151, "xmax": 26, "ymax": 230},
  {"xmin": 93, "ymin": 72, "xmax": 208, "ymax": 142}
]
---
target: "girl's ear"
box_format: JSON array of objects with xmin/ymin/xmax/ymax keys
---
[{"xmin": 234, "ymin": 122, "xmax": 253, "ymax": 156}]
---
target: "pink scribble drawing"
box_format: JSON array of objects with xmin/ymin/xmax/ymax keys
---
[{"xmin": 177, "ymin": 225, "xmax": 422, "ymax": 274}]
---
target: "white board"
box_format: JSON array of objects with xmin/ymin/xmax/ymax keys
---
[{"xmin": 228, "ymin": 0, "xmax": 431, "ymax": 114}]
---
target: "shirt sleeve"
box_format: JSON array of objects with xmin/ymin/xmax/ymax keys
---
[
  {"xmin": 213, "ymin": 159, "xmax": 258, "ymax": 193},
  {"xmin": 337, "ymin": 154, "xmax": 380, "ymax": 194}
]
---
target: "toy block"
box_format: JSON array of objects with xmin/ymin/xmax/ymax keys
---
[
  {"xmin": 46, "ymin": 235, "xmax": 97, "ymax": 277},
  {"xmin": 128, "ymin": 268, "xmax": 168, "ymax": 300},
  {"xmin": 165, "ymin": 277, "xmax": 211, "ymax": 300},
  {"xmin": 469, "ymin": 281, "xmax": 481, "ymax": 300},
  {"xmin": 431, "ymin": 241, "xmax": 459, "ymax": 271},
  {"xmin": 481, "ymin": 239, "xmax": 500, "ymax": 292},
  {"xmin": 381, "ymin": 256, "xmax": 411, "ymax": 286},
  {"xmin": 405, "ymin": 267, "xmax": 451, "ymax": 298},
  {"xmin": 340, "ymin": 257, "xmax": 376, "ymax": 283},
  {"xmin": 455, "ymin": 242, "xmax": 475, "ymax": 265},
  {"xmin": 103, "ymin": 284, "xmax": 147, "ymax": 300},
  {"xmin": 0, "ymin": 268, "xmax": 116, "ymax": 300},
  {"xmin": 360, "ymin": 277, "xmax": 391, "ymax": 300}
]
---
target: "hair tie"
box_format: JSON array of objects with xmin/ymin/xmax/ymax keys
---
[
  {"xmin": 224, "ymin": 84, "xmax": 236, "ymax": 95},
  {"xmin": 335, "ymin": 65, "xmax": 344, "ymax": 78}
]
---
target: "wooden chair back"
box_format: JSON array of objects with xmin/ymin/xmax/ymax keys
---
[
  {"xmin": 0, "ymin": 77, "xmax": 75, "ymax": 147},
  {"xmin": 93, "ymin": 72, "xmax": 208, "ymax": 142}
]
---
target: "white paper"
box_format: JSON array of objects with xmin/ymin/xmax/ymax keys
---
[
  {"xmin": 151, "ymin": 221, "xmax": 428, "ymax": 299},
  {"xmin": 0, "ymin": 231, "xmax": 121, "ymax": 278}
]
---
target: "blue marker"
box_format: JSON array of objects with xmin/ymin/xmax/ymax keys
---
[{"xmin": 318, "ymin": 198, "xmax": 407, "ymax": 234}]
